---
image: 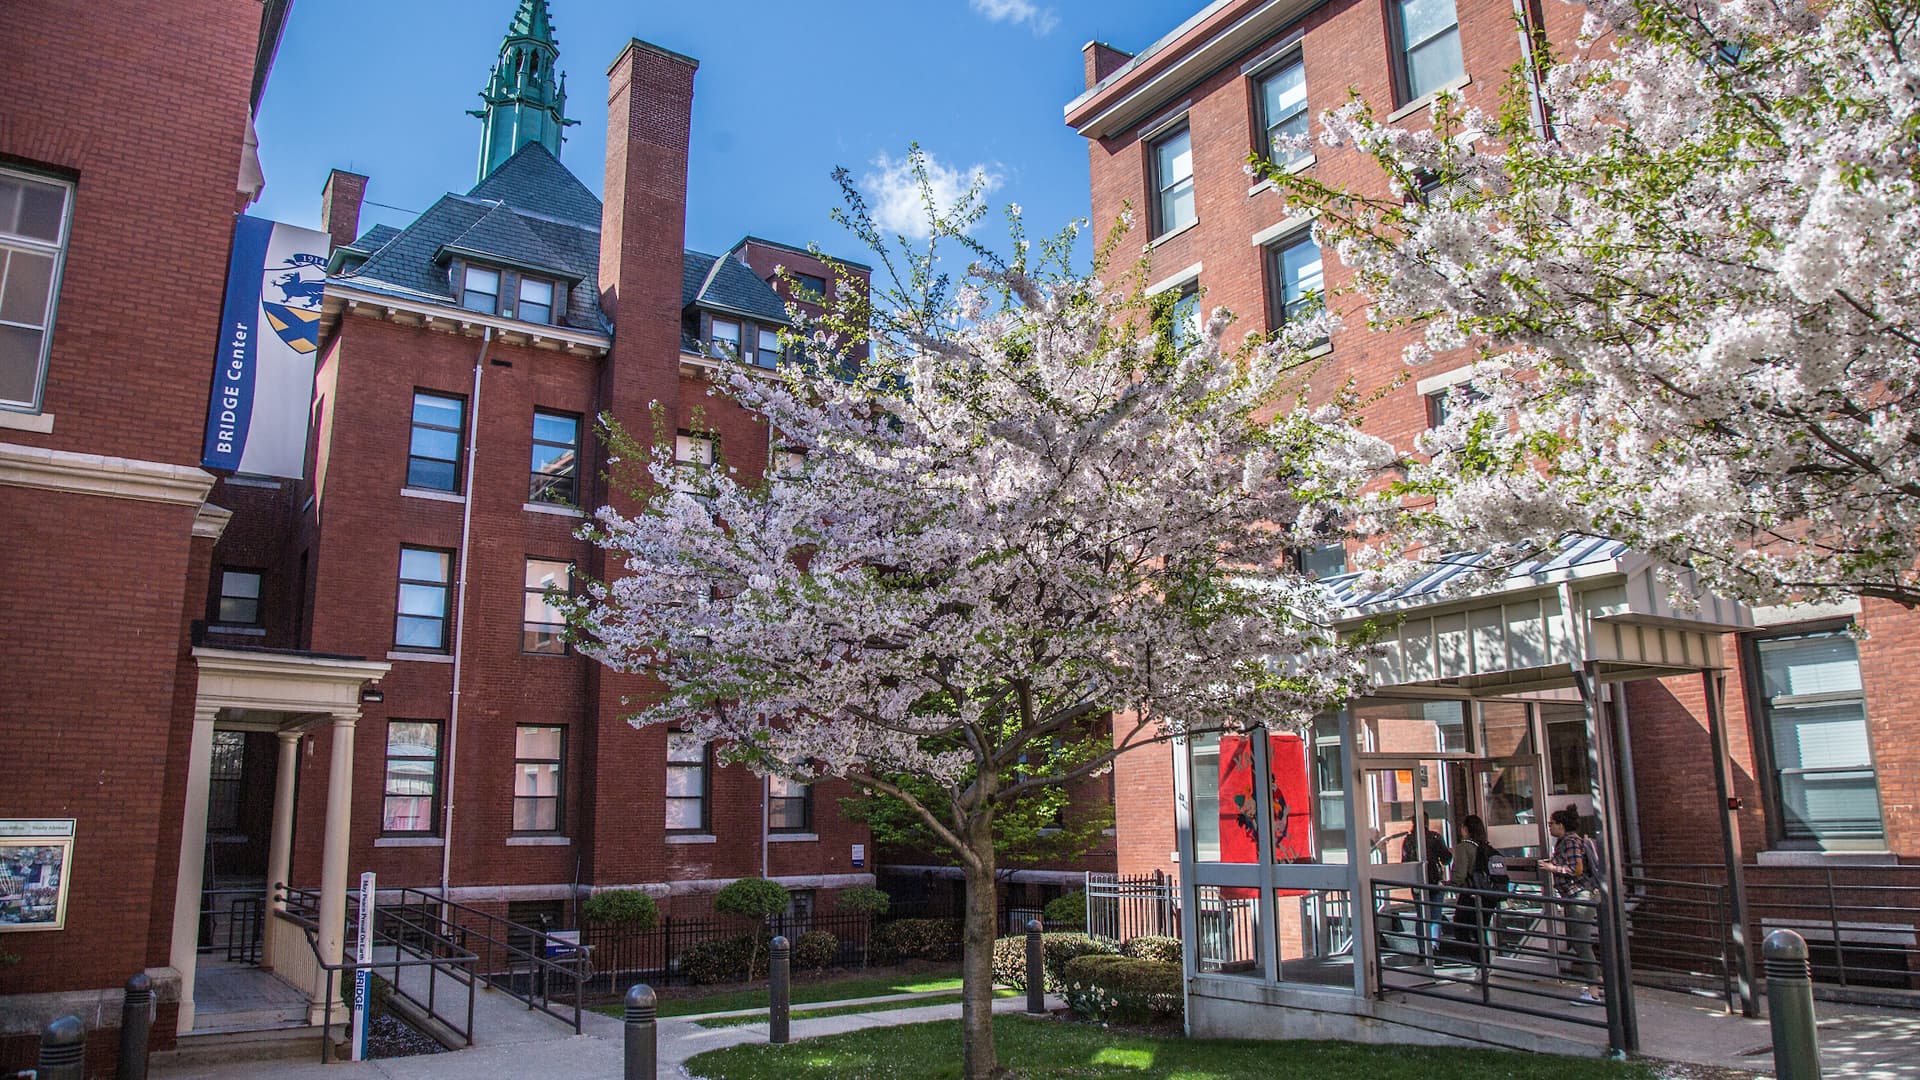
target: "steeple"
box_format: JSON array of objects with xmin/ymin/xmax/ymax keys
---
[{"xmin": 469, "ymin": 0, "xmax": 578, "ymax": 183}]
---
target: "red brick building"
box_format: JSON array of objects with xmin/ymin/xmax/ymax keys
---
[
  {"xmin": 1, "ymin": 0, "xmax": 875, "ymax": 1070},
  {"xmin": 1068, "ymin": 0, "xmax": 1917, "ymax": 1052},
  {"xmin": 0, "ymin": 1, "xmax": 293, "ymax": 1073}
]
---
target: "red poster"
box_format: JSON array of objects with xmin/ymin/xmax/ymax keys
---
[{"xmin": 1216, "ymin": 733, "xmax": 1315, "ymax": 899}]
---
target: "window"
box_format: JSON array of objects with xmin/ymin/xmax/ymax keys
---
[
  {"xmin": 1159, "ymin": 283, "xmax": 1203, "ymax": 352},
  {"xmin": 0, "ymin": 167, "xmax": 73, "ymax": 411},
  {"xmin": 461, "ymin": 265, "xmax": 500, "ymax": 315},
  {"xmin": 208, "ymin": 730, "xmax": 246, "ymax": 833},
  {"xmin": 513, "ymin": 725, "xmax": 565, "ymax": 833},
  {"xmin": 1393, "ymin": 0, "xmax": 1465, "ymax": 102},
  {"xmin": 782, "ymin": 889, "xmax": 815, "ymax": 933},
  {"xmin": 1752, "ymin": 628, "xmax": 1885, "ymax": 842},
  {"xmin": 1151, "ymin": 126, "xmax": 1196, "ymax": 237},
  {"xmin": 791, "ymin": 273, "xmax": 828, "ymax": 302},
  {"xmin": 772, "ymin": 447, "xmax": 807, "ymax": 480},
  {"xmin": 1298, "ymin": 542, "xmax": 1347, "ymax": 579},
  {"xmin": 523, "ymin": 558, "xmax": 571, "ymax": 655},
  {"xmin": 395, "ymin": 546, "xmax": 453, "ymax": 651},
  {"xmin": 769, "ymin": 775, "xmax": 812, "ymax": 832},
  {"xmin": 383, "ymin": 721, "xmax": 441, "ymax": 834},
  {"xmin": 1268, "ymin": 232, "xmax": 1325, "ymax": 328},
  {"xmin": 1256, "ymin": 56, "xmax": 1309, "ymax": 166},
  {"xmin": 529, "ymin": 410, "xmax": 580, "ymax": 505},
  {"xmin": 674, "ymin": 432, "xmax": 716, "ymax": 495},
  {"xmin": 408, "ymin": 391, "xmax": 466, "ymax": 492},
  {"xmin": 755, "ymin": 327, "xmax": 782, "ymax": 369},
  {"xmin": 666, "ymin": 732, "xmax": 710, "ymax": 832},
  {"xmin": 217, "ymin": 569, "xmax": 263, "ymax": 625},
  {"xmin": 709, "ymin": 318, "xmax": 741, "ymax": 360},
  {"xmin": 1425, "ymin": 381, "xmax": 1486, "ymax": 428},
  {"xmin": 517, "ymin": 277, "xmax": 554, "ymax": 324}
]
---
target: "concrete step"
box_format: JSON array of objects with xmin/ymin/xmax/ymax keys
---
[{"xmin": 152, "ymin": 1021, "xmax": 338, "ymax": 1071}]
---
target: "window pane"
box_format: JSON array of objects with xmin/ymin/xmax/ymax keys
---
[
  {"xmin": 1, "ymin": 250, "xmax": 56, "ymax": 325},
  {"xmin": 1155, "ymin": 128, "xmax": 1195, "ymax": 234},
  {"xmin": 218, "ymin": 597, "xmax": 259, "ymax": 624},
  {"xmin": 517, "ymin": 726, "xmax": 564, "ymax": 760},
  {"xmin": 221, "ymin": 570, "xmax": 262, "ymax": 599},
  {"xmin": 514, "ymin": 796, "xmax": 557, "ymax": 832},
  {"xmin": 1190, "ymin": 732, "xmax": 1227, "ymax": 862},
  {"xmin": 757, "ymin": 329, "xmax": 781, "ymax": 368},
  {"xmin": 665, "ymin": 768, "xmax": 704, "ymax": 797},
  {"xmin": 533, "ymin": 412, "xmax": 578, "ymax": 445},
  {"xmin": 668, "ymin": 732, "xmax": 705, "ymax": 762},
  {"xmin": 1277, "ymin": 235, "xmax": 1324, "ymax": 321},
  {"xmin": 389, "ymin": 721, "xmax": 440, "ymax": 753},
  {"xmin": 398, "ymin": 583, "xmax": 448, "ymax": 617},
  {"xmin": 675, "ymin": 434, "xmax": 713, "ymax": 465},
  {"xmin": 3, "ymin": 175, "xmax": 68, "ymax": 244},
  {"xmin": 1160, "ymin": 177, "xmax": 1195, "ymax": 235},
  {"xmin": 1781, "ymin": 770, "xmax": 1884, "ymax": 840},
  {"xmin": 1261, "ymin": 61, "xmax": 1309, "ymax": 160},
  {"xmin": 520, "ymin": 300, "xmax": 552, "ymax": 324},
  {"xmin": 519, "ymin": 279, "xmax": 553, "ymax": 305},
  {"xmin": 464, "ymin": 266, "xmax": 499, "ymax": 294},
  {"xmin": 400, "ymin": 548, "xmax": 449, "ymax": 583},
  {"xmin": 516, "ymin": 762, "xmax": 560, "ymax": 798},
  {"xmin": 1759, "ymin": 634, "xmax": 1865, "ymax": 697},
  {"xmin": 665, "ymin": 799, "xmax": 704, "ymax": 830},
  {"xmin": 769, "ymin": 775, "xmax": 806, "ymax": 798},
  {"xmin": 0, "ymin": 324, "xmax": 44, "ymax": 406},
  {"xmin": 1302, "ymin": 543, "xmax": 1346, "ymax": 579},
  {"xmin": 1398, "ymin": 0, "xmax": 1459, "ymax": 48},
  {"xmin": 525, "ymin": 559, "xmax": 569, "ymax": 592},
  {"xmin": 413, "ymin": 393, "xmax": 463, "ymax": 428},
  {"xmin": 385, "ymin": 796, "xmax": 433, "ymax": 832},
  {"xmin": 395, "ymin": 616, "xmax": 444, "ymax": 649},
  {"xmin": 410, "ymin": 426, "xmax": 460, "ymax": 463},
  {"xmin": 770, "ymin": 801, "xmax": 807, "ymax": 831},
  {"xmin": 1405, "ymin": 29, "xmax": 1465, "ymax": 98}
]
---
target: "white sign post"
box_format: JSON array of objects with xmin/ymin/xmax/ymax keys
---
[{"xmin": 352, "ymin": 871, "xmax": 375, "ymax": 1062}]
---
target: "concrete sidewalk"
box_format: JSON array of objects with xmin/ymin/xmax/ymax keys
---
[{"xmin": 152, "ymin": 987, "xmax": 1054, "ymax": 1079}]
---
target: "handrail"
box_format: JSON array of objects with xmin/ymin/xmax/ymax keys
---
[
  {"xmin": 381, "ymin": 884, "xmax": 587, "ymax": 1035},
  {"xmin": 277, "ymin": 885, "xmax": 479, "ymax": 1062}
]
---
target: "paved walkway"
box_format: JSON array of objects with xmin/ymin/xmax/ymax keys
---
[{"xmin": 153, "ymin": 985, "xmax": 1054, "ymax": 1079}]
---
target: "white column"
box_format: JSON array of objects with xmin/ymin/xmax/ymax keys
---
[
  {"xmin": 169, "ymin": 706, "xmax": 219, "ymax": 1034},
  {"xmin": 313, "ymin": 712, "xmax": 357, "ymax": 1017},
  {"xmin": 265, "ymin": 730, "xmax": 300, "ymax": 914}
]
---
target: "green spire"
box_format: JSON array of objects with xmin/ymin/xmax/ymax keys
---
[{"xmin": 469, "ymin": 0, "xmax": 578, "ymax": 182}]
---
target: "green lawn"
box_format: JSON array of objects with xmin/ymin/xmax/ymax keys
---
[
  {"xmin": 592, "ymin": 967, "xmax": 968, "ymax": 1020},
  {"xmin": 683, "ymin": 1015, "xmax": 1657, "ymax": 1080}
]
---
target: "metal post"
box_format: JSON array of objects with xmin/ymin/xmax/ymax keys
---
[
  {"xmin": 769, "ymin": 935, "xmax": 791, "ymax": 1045},
  {"xmin": 623, "ymin": 983, "xmax": 657, "ymax": 1080},
  {"xmin": 119, "ymin": 972, "xmax": 153, "ymax": 1080},
  {"xmin": 1703, "ymin": 671, "xmax": 1760, "ymax": 1017},
  {"xmin": 1025, "ymin": 918, "xmax": 1046, "ymax": 1015},
  {"xmin": 37, "ymin": 1014, "xmax": 85, "ymax": 1080},
  {"xmin": 1765, "ymin": 930, "xmax": 1823, "ymax": 1080}
]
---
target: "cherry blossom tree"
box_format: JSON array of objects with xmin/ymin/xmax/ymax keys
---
[
  {"xmin": 572, "ymin": 156, "xmax": 1393, "ymax": 1078},
  {"xmin": 1260, "ymin": 0, "xmax": 1920, "ymax": 606}
]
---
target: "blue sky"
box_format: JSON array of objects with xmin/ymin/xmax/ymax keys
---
[{"xmin": 253, "ymin": 0, "xmax": 1198, "ymax": 267}]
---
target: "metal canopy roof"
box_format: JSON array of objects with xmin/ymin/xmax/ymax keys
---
[{"xmin": 1322, "ymin": 538, "xmax": 1753, "ymax": 696}]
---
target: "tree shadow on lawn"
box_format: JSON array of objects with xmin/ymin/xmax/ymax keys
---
[{"xmin": 683, "ymin": 1014, "xmax": 1660, "ymax": 1080}]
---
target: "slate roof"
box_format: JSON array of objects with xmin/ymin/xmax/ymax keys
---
[{"xmin": 332, "ymin": 141, "xmax": 804, "ymax": 340}]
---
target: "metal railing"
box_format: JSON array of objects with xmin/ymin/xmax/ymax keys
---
[
  {"xmin": 1621, "ymin": 863, "xmax": 1736, "ymax": 1007},
  {"xmin": 198, "ymin": 887, "xmax": 264, "ymax": 963},
  {"xmin": 277, "ymin": 886, "xmax": 478, "ymax": 1062},
  {"xmin": 1370, "ymin": 880, "xmax": 1621, "ymax": 1041},
  {"xmin": 1085, "ymin": 871, "xmax": 1179, "ymax": 941},
  {"xmin": 578, "ymin": 910, "xmax": 874, "ymax": 994},
  {"xmin": 378, "ymin": 885, "xmax": 589, "ymax": 1035}
]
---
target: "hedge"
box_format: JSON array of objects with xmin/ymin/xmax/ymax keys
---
[
  {"xmin": 991, "ymin": 932, "xmax": 1120, "ymax": 993},
  {"xmin": 870, "ymin": 918, "xmax": 964, "ymax": 964},
  {"xmin": 792, "ymin": 930, "xmax": 838, "ymax": 972},
  {"xmin": 1042, "ymin": 890, "xmax": 1086, "ymax": 930},
  {"xmin": 581, "ymin": 889, "xmax": 660, "ymax": 930},
  {"xmin": 1061, "ymin": 955, "xmax": 1182, "ymax": 1024},
  {"xmin": 1121, "ymin": 935, "xmax": 1182, "ymax": 966},
  {"xmin": 836, "ymin": 885, "xmax": 892, "ymax": 917},
  {"xmin": 679, "ymin": 934, "xmax": 760, "ymax": 984}
]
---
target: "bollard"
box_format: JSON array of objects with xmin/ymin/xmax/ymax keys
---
[
  {"xmin": 1025, "ymin": 919, "xmax": 1046, "ymax": 1016},
  {"xmin": 119, "ymin": 972, "xmax": 153, "ymax": 1080},
  {"xmin": 1764, "ymin": 929, "xmax": 1822, "ymax": 1080},
  {"xmin": 37, "ymin": 1014, "xmax": 85, "ymax": 1080},
  {"xmin": 768, "ymin": 936, "xmax": 791, "ymax": 1045},
  {"xmin": 624, "ymin": 983, "xmax": 657, "ymax": 1080}
]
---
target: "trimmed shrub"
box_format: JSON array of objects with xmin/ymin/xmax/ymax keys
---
[
  {"xmin": 1121, "ymin": 935, "xmax": 1182, "ymax": 966},
  {"xmin": 1061, "ymin": 955, "xmax": 1182, "ymax": 1024},
  {"xmin": 679, "ymin": 934, "xmax": 758, "ymax": 984},
  {"xmin": 714, "ymin": 877, "xmax": 792, "ymax": 922},
  {"xmin": 991, "ymin": 932, "xmax": 1120, "ymax": 993},
  {"xmin": 836, "ymin": 885, "xmax": 892, "ymax": 917},
  {"xmin": 1042, "ymin": 890, "xmax": 1086, "ymax": 930},
  {"xmin": 870, "ymin": 918, "xmax": 963, "ymax": 964},
  {"xmin": 792, "ymin": 930, "xmax": 839, "ymax": 971},
  {"xmin": 581, "ymin": 889, "xmax": 660, "ymax": 930}
]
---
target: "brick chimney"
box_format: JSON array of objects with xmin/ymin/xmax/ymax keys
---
[
  {"xmin": 318, "ymin": 169, "xmax": 368, "ymax": 252},
  {"xmin": 1083, "ymin": 41, "xmax": 1134, "ymax": 89},
  {"xmin": 587, "ymin": 37, "xmax": 699, "ymax": 887}
]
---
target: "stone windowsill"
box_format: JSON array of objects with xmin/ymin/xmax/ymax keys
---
[
  {"xmin": 1755, "ymin": 848, "xmax": 1897, "ymax": 867},
  {"xmin": 387, "ymin": 650, "xmax": 454, "ymax": 664},
  {"xmin": 0, "ymin": 410, "xmax": 54, "ymax": 433},
  {"xmin": 401, "ymin": 486, "xmax": 465, "ymax": 504},
  {"xmin": 666, "ymin": 833, "xmax": 717, "ymax": 845},
  {"xmin": 767, "ymin": 833, "xmax": 819, "ymax": 844},
  {"xmin": 375, "ymin": 836, "xmax": 445, "ymax": 848},
  {"xmin": 524, "ymin": 501, "xmax": 587, "ymax": 518},
  {"xmin": 1386, "ymin": 75, "xmax": 1473, "ymax": 124},
  {"xmin": 1148, "ymin": 218, "xmax": 1200, "ymax": 249},
  {"xmin": 507, "ymin": 835, "xmax": 572, "ymax": 847}
]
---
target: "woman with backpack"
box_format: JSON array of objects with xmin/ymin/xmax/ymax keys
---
[
  {"xmin": 1542, "ymin": 806, "xmax": 1605, "ymax": 1006},
  {"xmin": 1441, "ymin": 814, "xmax": 1502, "ymax": 970}
]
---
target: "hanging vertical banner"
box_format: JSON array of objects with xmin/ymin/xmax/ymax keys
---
[
  {"xmin": 201, "ymin": 215, "xmax": 329, "ymax": 479},
  {"xmin": 352, "ymin": 871, "xmax": 375, "ymax": 1062}
]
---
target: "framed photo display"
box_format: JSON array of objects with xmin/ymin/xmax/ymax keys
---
[{"xmin": 0, "ymin": 820, "xmax": 75, "ymax": 931}]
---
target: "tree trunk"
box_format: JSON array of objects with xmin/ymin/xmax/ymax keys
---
[{"xmin": 960, "ymin": 825, "xmax": 1001, "ymax": 1080}]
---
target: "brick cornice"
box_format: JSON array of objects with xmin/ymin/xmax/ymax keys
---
[{"xmin": 0, "ymin": 441, "xmax": 215, "ymax": 507}]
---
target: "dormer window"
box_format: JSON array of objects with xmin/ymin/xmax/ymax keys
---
[
  {"xmin": 518, "ymin": 277, "xmax": 554, "ymax": 325},
  {"xmin": 461, "ymin": 265, "xmax": 500, "ymax": 315},
  {"xmin": 755, "ymin": 327, "xmax": 782, "ymax": 369},
  {"xmin": 709, "ymin": 318, "xmax": 741, "ymax": 360}
]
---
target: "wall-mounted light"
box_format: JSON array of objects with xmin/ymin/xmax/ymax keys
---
[{"xmin": 360, "ymin": 686, "xmax": 385, "ymax": 705}]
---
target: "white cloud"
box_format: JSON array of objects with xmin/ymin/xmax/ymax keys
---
[
  {"xmin": 863, "ymin": 151, "xmax": 1004, "ymax": 240},
  {"xmin": 969, "ymin": 0, "xmax": 1060, "ymax": 36}
]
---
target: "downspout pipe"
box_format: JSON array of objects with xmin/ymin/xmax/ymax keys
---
[
  {"xmin": 441, "ymin": 327, "xmax": 493, "ymax": 908},
  {"xmin": 1512, "ymin": 0, "xmax": 1551, "ymax": 141}
]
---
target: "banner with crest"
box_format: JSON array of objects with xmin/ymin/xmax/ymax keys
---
[{"xmin": 201, "ymin": 215, "xmax": 329, "ymax": 479}]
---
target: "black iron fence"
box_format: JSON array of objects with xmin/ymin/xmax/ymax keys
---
[
  {"xmin": 198, "ymin": 887, "xmax": 264, "ymax": 964},
  {"xmin": 577, "ymin": 910, "xmax": 874, "ymax": 995}
]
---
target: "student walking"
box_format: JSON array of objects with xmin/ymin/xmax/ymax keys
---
[{"xmin": 1541, "ymin": 806, "xmax": 1604, "ymax": 1005}]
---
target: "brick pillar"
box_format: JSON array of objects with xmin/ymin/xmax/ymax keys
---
[
  {"xmin": 584, "ymin": 38, "xmax": 700, "ymax": 888},
  {"xmin": 319, "ymin": 169, "xmax": 368, "ymax": 252}
]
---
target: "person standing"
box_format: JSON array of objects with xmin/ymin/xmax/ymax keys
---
[{"xmin": 1542, "ymin": 806, "xmax": 1604, "ymax": 1005}]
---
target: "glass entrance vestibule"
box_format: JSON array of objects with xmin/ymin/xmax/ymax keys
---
[{"xmin": 1180, "ymin": 692, "xmax": 1604, "ymax": 991}]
